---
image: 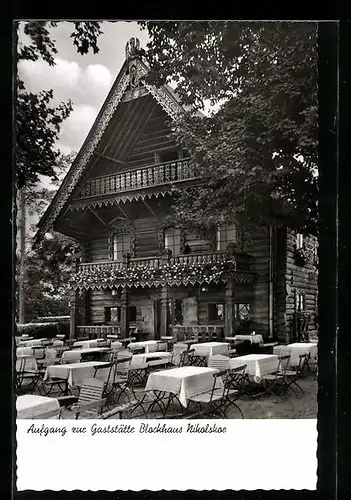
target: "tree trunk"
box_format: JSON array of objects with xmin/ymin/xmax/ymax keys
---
[{"xmin": 18, "ymin": 187, "xmax": 26, "ymax": 323}]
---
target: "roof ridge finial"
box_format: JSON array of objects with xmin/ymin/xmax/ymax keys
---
[{"xmin": 125, "ymin": 37, "xmax": 141, "ymax": 60}]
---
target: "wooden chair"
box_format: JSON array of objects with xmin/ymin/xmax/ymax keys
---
[
  {"xmin": 187, "ymin": 370, "xmax": 231, "ymax": 418},
  {"xmin": 260, "ymin": 355, "xmax": 291, "ymax": 400},
  {"xmin": 16, "ymin": 358, "xmax": 41, "ymax": 394},
  {"xmin": 93, "ymin": 362, "xmax": 116, "ymax": 396},
  {"xmin": 61, "ymin": 350, "xmax": 82, "ymax": 364},
  {"xmin": 281, "ymin": 353, "xmax": 308, "ymax": 397},
  {"xmin": 59, "ymin": 378, "xmax": 106, "ymax": 419},
  {"xmin": 171, "ymin": 343, "xmax": 188, "ymax": 366},
  {"xmin": 156, "ymin": 341, "xmax": 168, "ymax": 352},
  {"xmin": 223, "ymin": 364, "xmax": 247, "ymax": 418}
]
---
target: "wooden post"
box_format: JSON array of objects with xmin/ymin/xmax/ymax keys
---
[
  {"xmin": 69, "ymin": 290, "xmax": 77, "ymax": 340},
  {"xmin": 120, "ymin": 287, "xmax": 129, "ymax": 338},
  {"xmin": 225, "ymin": 280, "xmax": 236, "ymax": 336},
  {"xmin": 159, "ymin": 286, "xmax": 169, "ymax": 339},
  {"xmin": 69, "ymin": 258, "xmax": 80, "ymax": 339}
]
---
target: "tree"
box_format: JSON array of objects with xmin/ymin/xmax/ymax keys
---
[
  {"xmin": 16, "ymin": 21, "xmax": 103, "ymax": 189},
  {"xmin": 16, "ymin": 21, "xmax": 103, "ymax": 321},
  {"xmin": 139, "ymin": 21, "xmax": 318, "ymax": 235}
]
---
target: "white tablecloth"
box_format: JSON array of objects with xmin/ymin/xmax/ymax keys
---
[
  {"xmin": 131, "ymin": 352, "xmax": 171, "ymax": 366},
  {"xmin": 73, "ymin": 339, "xmax": 109, "ymax": 349},
  {"xmin": 229, "ymin": 354, "xmax": 279, "ymax": 381},
  {"xmin": 190, "ymin": 342, "xmax": 230, "ymax": 357},
  {"xmin": 44, "ymin": 361, "xmax": 113, "ymax": 388},
  {"xmin": 17, "ymin": 347, "xmax": 33, "ymax": 357},
  {"xmin": 273, "ymin": 343, "xmax": 318, "ymax": 366},
  {"xmin": 127, "ymin": 340, "xmax": 158, "ymax": 353},
  {"xmin": 18, "ymin": 338, "xmax": 48, "ymax": 347},
  {"xmin": 16, "ymin": 395, "xmax": 60, "ymax": 419},
  {"xmin": 234, "ymin": 334, "xmax": 264, "ymax": 344},
  {"xmin": 145, "ymin": 366, "xmax": 221, "ymax": 407}
]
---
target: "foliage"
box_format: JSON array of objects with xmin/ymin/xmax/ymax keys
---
[
  {"xmin": 140, "ymin": 21, "xmax": 318, "ymax": 235},
  {"xmin": 70, "ymin": 259, "xmax": 240, "ymax": 291},
  {"xmin": 18, "ymin": 231, "xmax": 81, "ymax": 322},
  {"xmin": 16, "ymin": 21, "xmax": 103, "ymax": 189},
  {"xmin": 16, "ymin": 322, "xmax": 69, "ymax": 339}
]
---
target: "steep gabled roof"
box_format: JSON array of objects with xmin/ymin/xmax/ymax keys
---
[{"xmin": 35, "ymin": 38, "xmax": 201, "ymax": 244}]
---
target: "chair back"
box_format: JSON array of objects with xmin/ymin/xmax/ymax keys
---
[
  {"xmin": 93, "ymin": 362, "xmax": 115, "ymax": 387},
  {"xmin": 180, "ymin": 348, "xmax": 195, "ymax": 367},
  {"xmin": 225, "ymin": 364, "xmax": 247, "ymax": 393},
  {"xmin": 78, "ymin": 377, "xmax": 105, "ymax": 405},
  {"xmin": 277, "ymin": 354, "xmax": 291, "ymax": 375},
  {"xmin": 128, "ymin": 343, "xmax": 144, "ymax": 354},
  {"xmin": 296, "ymin": 353, "xmax": 308, "ymax": 375},
  {"xmin": 61, "ymin": 350, "xmax": 82, "ymax": 364},
  {"xmin": 208, "ymin": 354, "xmax": 231, "ymax": 371},
  {"xmin": 156, "ymin": 341, "xmax": 168, "ymax": 352},
  {"xmin": 211, "ymin": 369, "xmax": 228, "ymax": 400}
]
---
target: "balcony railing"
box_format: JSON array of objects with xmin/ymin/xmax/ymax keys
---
[
  {"xmin": 77, "ymin": 157, "xmax": 197, "ymax": 199},
  {"xmin": 78, "ymin": 251, "xmax": 254, "ymax": 273}
]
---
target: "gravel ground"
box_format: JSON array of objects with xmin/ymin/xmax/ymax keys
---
[{"xmin": 20, "ymin": 368, "xmax": 317, "ymax": 420}]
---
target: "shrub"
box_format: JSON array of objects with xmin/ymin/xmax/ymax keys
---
[
  {"xmin": 33, "ymin": 316, "xmax": 70, "ymax": 324},
  {"xmin": 16, "ymin": 321, "xmax": 70, "ymax": 339}
]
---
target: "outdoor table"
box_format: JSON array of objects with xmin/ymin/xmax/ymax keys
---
[
  {"xmin": 44, "ymin": 361, "xmax": 114, "ymax": 388},
  {"xmin": 127, "ymin": 340, "xmax": 158, "ymax": 353},
  {"xmin": 52, "ymin": 339, "xmax": 64, "ymax": 347},
  {"xmin": 234, "ymin": 334, "xmax": 264, "ymax": 345},
  {"xmin": 131, "ymin": 351, "xmax": 171, "ymax": 365},
  {"xmin": 120, "ymin": 337, "xmax": 136, "ymax": 345},
  {"xmin": 73, "ymin": 339, "xmax": 109, "ymax": 349},
  {"xmin": 16, "ymin": 395, "xmax": 60, "ymax": 419},
  {"xmin": 18, "ymin": 338, "xmax": 48, "ymax": 347},
  {"xmin": 110, "ymin": 341, "xmax": 123, "ymax": 350},
  {"xmin": 145, "ymin": 366, "xmax": 222, "ymax": 408},
  {"xmin": 273, "ymin": 342, "xmax": 318, "ymax": 366},
  {"xmin": 190, "ymin": 341, "xmax": 230, "ymax": 357},
  {"xmin": 229, "ymin": 354, "xmax": 279, "ymax": 382}
]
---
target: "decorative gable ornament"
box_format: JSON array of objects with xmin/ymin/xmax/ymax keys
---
[{"xmin": 35, "ymin": 38, "xmax": 187, "ymax": 244}]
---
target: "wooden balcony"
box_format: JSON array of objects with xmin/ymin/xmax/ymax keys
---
[
  {"xmin": 78, "ymin": 251, "xmax": 254, "ymax": 273},
  {"xmin": 77, "ymin": 157, "xmax": 197, "ymax": 199}
]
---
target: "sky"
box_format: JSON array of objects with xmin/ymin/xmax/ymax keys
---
[{"xmin": 18, "ymin": 21, "xmax": 150, "ymax": 156}]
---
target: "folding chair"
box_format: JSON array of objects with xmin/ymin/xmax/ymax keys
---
[
  {"xmin": 188, "ymin": 349, "xmax": 208, "ymax": 367},
  {"xmin": 59, "ymin": 378, "xmax": 106, "ymax": 419},
  {"xmin": 61, "ymin": 350, "xmax": 82, "ymax": 364},
  {"xmin": 171, "ymin": 343, "xmax": 188, "ymax": 366},
  {"xmin": 93, "ymin": 362, "xmax": 115, "ymax": 397},
  {"xmin": 16, "ymin": 358, "xmax": 41, "ymax": 394},
  {"xmin": 224, "ymin": 364, "xmax": 247, "ymax": 418},
  {"xmin": 281, "ymin": 353, "xmax": 308, "ymax": 397},
  {"xmin": 187, "ymin": 370, "xmax": 230, "ymax": 418},
  {"xmin": 260, "ymin": 355, "xmax": 291, "ymax": 400}
]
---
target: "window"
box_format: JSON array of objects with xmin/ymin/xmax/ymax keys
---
[
  {"xmin": 156, "ymin": 150, "xmax": 180, "ymax": 164},
  {"xmin": 234, "ymin": 303, "xmax": 250, "ymax": 321},
  {"xmin": 216, "ymin": 224, "xmax": 237, "ymax": 251},
  {"xmin": 113, "ymin": 233, "xmax": 131, "ymax": 260},
  {"xmin": 128, "ymin": 306, "xmax": 137, "ymax": 322},
  {"xmin": 164, "ymin": 228, "xmax": 181, "ymax": 255},
  {"xmin": 296, "ymin": 233, "xmax": 304, "ymax": 250},
  {"xmin": 296, "ymin": 292, "xmax": 305, "ymax": 312},
  {"xmin": 208, "ymin": 303, "xmax": 225, "ymax": 321},
  {"xmin": 174, "ymin": 299, "xmax": 183, "ymax": 324},
  {"xmin": 104, "ymin": 307, "xmax": 121, "ymax": 323}
]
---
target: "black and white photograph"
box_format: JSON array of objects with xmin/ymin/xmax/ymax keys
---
[{"xmin": 14, "ymin": 20, "xmax": 320, "ymax": 490}]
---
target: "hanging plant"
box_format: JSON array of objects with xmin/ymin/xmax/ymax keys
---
[{"xmin": 294, "ymin": 247, "xmax": 309, "ymax": 266}]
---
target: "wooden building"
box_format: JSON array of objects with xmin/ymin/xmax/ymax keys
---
[{"xmin": 36, "ymin": 38, "xmax": 318, "ymax": 343}]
